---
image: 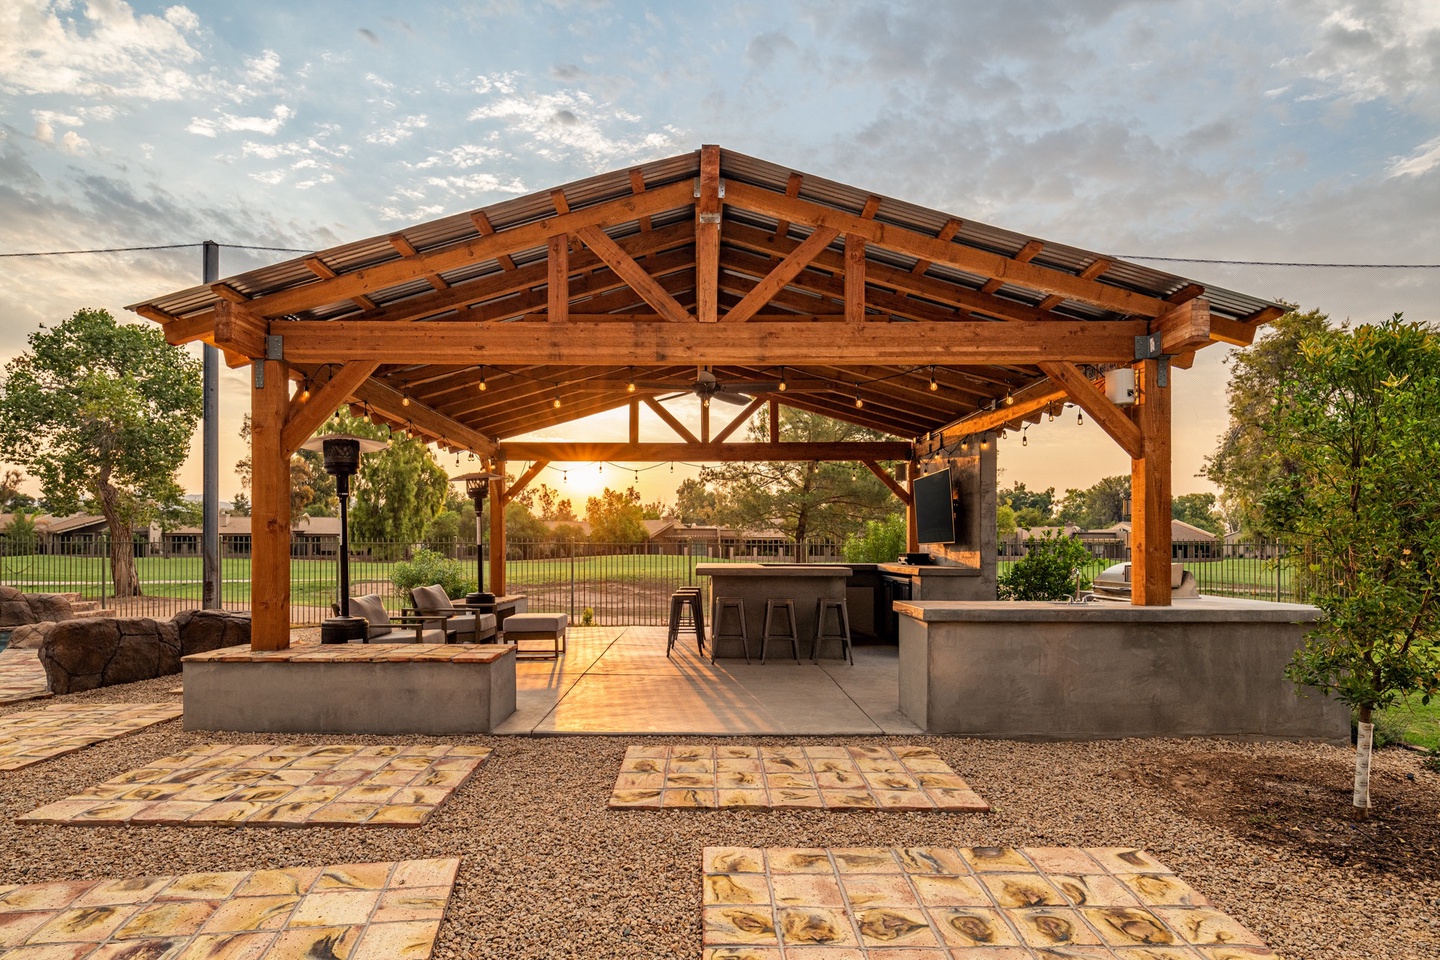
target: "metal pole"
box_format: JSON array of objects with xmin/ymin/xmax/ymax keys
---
[
  {"xmin": 337, "ymin": 478, "xmax": 351, "ymax": 617},
  {"xmin": 201, "ymin": 240, "xmax": 221, "ymax": 609}
]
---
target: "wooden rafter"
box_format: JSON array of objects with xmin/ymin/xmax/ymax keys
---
[
  {"xmin": 350, "ymin": 379, "xmax": 497, "ymax": 456},
  {"xmin": 696, "ymin": 143, "xmax": 721, "ymax": 323},
  {"xmin": 1036, "ymin": 361, "xmax": 1143, "ymax": 460},
  {"xmin": 643, "ymin": 397, "xmax": 700, "ymax": 444},
  {"xmin": 548, "ymin": 234, "xmax": 569, "ymax": 322},
  {"xmin": 575, "ymin": 225, "xmax": 691, "ymax": 323},
  {"xmin": 723, "ymin": 227, "xmax": 841, "ymax": 323},
  {"xmin": 504, "ymin": 460, "xmax": 550, "ymax": 503},
  {"xmin": 495, "ymin": 441, "xmax": 912, "ymax": 463},
  {"xmin": 863, "ymin": 461, "xmax": 912, "ymax": 506},
  {"xmin": 712, "ymin": 397, "xmax": 767, "ymax": 443},
  {"xmin": 280, "ymin": 362, "xmax": 380, "ymax": 457}
]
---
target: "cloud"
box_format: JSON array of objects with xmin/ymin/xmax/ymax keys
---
[
  {"xmin": 1279, "ymin": 0, "xmax": 1440, "ymax": 114},
  {"xmin": 364, "ymin": 114, "xmax": 428, "ymax": 146},
  {"xmin": 186, "ymin": 104, "xmax": 296, "ymax": 137},
  {"xmin": 59, "ymin": 130, "xmax": 88, "ymax": 154},
  {"xmin": 410, "ymin": 144, "xmax": 505, "ymax": 169},
  {"xmin": 244, "ymin": 50, "xmax": 282, "ymax": 85},
  {"xmin": 468, "ymin": 89, "xmax": 684, "ymax": 165},
  {"xmin": 357, "ymin": 27, "xmax": 379, "ymax": 45},
  {"xmin": 0, "ymin": 0, "xmax": 204, "ymax": 100},
  {"xmin": 1388, "ymin": 135, "xmax": 1440, "ymax": 177}
]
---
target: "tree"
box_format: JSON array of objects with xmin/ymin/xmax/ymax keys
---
[
  {"xmin": 334, "ymin": 412, "xmax": 449, "ymax": 547},
  {"xmin": 1055, "ymin": 475, "xmax": 1130, "ymax": 529},
  {"xmin": 1000, "ymin": 482, "xmax": 1055, "ymax": 520},
  {"xmin": 996, "ymin": 502, "xmax": 1017, "ymax": 540},
  {"xmin": 998, "ymin": 532, "xmax": 1094, "ymax": 600},
  {"xmin": 0, "ymin": 309, "xmax": 201, "ymax": 597},
  {"xmin": 236, "ymin": 415, "xmax": 338, "ymax": 519},
  {"xmin": 1262, "ymin": 315, "xmax": 1440, "ymax": 816},
  {"xmin": 586, "ymin": 486, "xmax": 648, "ymax": 543},
  {"xmin": 230, "ymin": 493, "xmax": 251, "ymax": 516},
  {"xmin": 1171, "ymin": 492, "xmax": 1223, "ymax": 537},
  {"xmin": 674, "ymin": 477, "xmax": 718, "ymax": 524},
  {"xmin": 843, "ymin": 514, "xmax": 907, "ymax": 563},
  {"xmin": 703, "ymin": 409, "xmax": 901, "ymax": 543},
  {"xmin": 1204, "ymin": 305, "xmax": 1330, "ymax": 536}
]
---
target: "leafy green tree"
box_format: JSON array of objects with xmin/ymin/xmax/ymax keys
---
[
  {"xmin": 4, "ymin": 511, "xmax": 38, "ymax": 552},
  {"xmin": 230, "ymin": 492, "xmax": 251, "ymax": 516},
  {"xmin": 1055, "ymin": 475, "xmax": 1130, "ymax": 529},
  {"xmin": 1262, "ymin": 315, "xmax": 1440, "ymax": 816},
  {"xmin": 703, "ymin": 409, "xmax": 900, "ymax": 543},
  {"xmin": 674, "ymin": 477, "xmax": 718, "ymax": 524},
  {"xmin": 236, "ymin": 415, "xmax": 338, "ymax": 519},
  {"xmin": 843, "ymin": 514, "xmax": 907, "ymax": 563},
  {"xmin": 1013, "ymin": 506, "xmax": 1048, "ymax": 529},
  {"xmin": 1171, "ymin": 492, "xmax": 1223, "ymax": 537},
  {"xmin": 1000, "ymin": 482, "xmax": 1055, "ymax": 520},
  {"xmin": 1204, "ymin": 305, "xmax": 1330, "ymax": 536},
  {"xmin": 0, "ymin": 309, "xmax": 201, "ymax": 597},
  {"xmin": 998, "ymin": 532, "xmax": 1094, "ymax": 600},
  {"xmin": 334, "ymin": 411, "xmax": 449, "ymax": 547},
  {"xmin": 586, "ymin": 486, "xmax": 647, "ymax": 543},
  {"xmin": 996, "ymin": 502, "xmax": 1017, "ymax": 540}
]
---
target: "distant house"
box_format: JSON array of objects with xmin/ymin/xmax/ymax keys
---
[
  {"xmin": 31, "ymin": 513, "xmax": 158, "ymax": 556},
  {"xmin": 1002, "ymin": 519, "xmax": 1219, "ymax": 560},
  {"xmin": 161, "ymin": 514, "xmax": 341, "ymax": 558}
]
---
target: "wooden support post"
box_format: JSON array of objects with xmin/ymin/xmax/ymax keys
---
[
  {"xmin": 548, "ymin": 234, "xmax": 568, "ymax": 322},
  {"xmin": 696, "ymin": 143, "xmax": 721, "ymax": 323},
  {"xmin": 250, "ymin": 359, "xmax": 291, "ymax": 650},
  {"xmin": 1130, "ymin": 359, "xmax": 1171, "ymax": 606},
  {"xmin": 628, "ymin": 399, "xmax": 640, "ymax": 443},
  {"xmin": 701, "ymin": 401, "xmax": 711, "ymax": 443},
  {"xmin": 769, "ymin": 398, "xmax": 780, "ymax": 442},
  {"xmin": 845, "ymin": 234, "xmax": 866, "ymax": 323},
  {"xmin": 489, "ymin": 461, "xmax": 507, "ymax": 597},
  {"xmin": 906, "ymin": 464, "xmax": 920, "ymax": 552}
]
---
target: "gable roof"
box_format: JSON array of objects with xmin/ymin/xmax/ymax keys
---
[{"xmin": 128, "ymin": 146, "xmax": 1281, "ymax": 454}]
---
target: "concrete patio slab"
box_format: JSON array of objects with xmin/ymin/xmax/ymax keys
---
[
  {"xmin": 498, "ymin": 625, "xmax": 915, "ymax": 736},
  {"xmin": 0, "ymin": 648, "xmax": 50, "ymax": 705},
  {"xmin": 700, "ymin": 845, "xmax": 1277, "ymax": 958}
]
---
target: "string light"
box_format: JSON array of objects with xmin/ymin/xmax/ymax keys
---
[
  {"xmin": 778, "ymin": 367, "xmax": 788, "ymax": 392},
  {"xmin": 1022, "ymin": 426, "xmax": 1029, "ymax": 447},
  {"xmin": 1048, "ymin": 406, "xmax": 1055, "ymax": 423},
  {"xmin": 562, "ymin": 470, "xmax": 568, "ymax": 484},
  {"xmin": 669, "ymin": 462, "xmax": 674, "ymax": 473},
  {"xmin": 1000, "ymin": 429, "xmax": 1007, "ymax": 439},
  {"xmin": 298, "ymin": 378, "xmax": 310, "ymax": 403},
  {"xmin": 1004, "ymin": 391, "xmax": 1014, "ymax": 406},
  {"xmin": 1077, "ymin": 408, "xmax": 1084, "ymax": 426},
  {"xmin": 929, "ymin": 366, "xmax": 938, "ymax": 392},
  {"xmin": 854, "ymin": 385, "xmax": 864, "ymax": 408},
  {"xmin": 478, "ymin": 366, "xmax": 487, "ymax": 391},
  {"xmin": 553, "ymin": 387, "xmax": 562, "ymax": 408},
  {"xmin": 401, "ymin": 390, "xmax": 410, "ymax": 407},
  {"xmin": 627, "ymin": 367, "xmax": 636, "ymax": 393}
]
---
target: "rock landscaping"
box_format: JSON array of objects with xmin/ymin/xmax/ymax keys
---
[{"xmin": 37, "ymin": 609, "xmax": 249, "ymax": 694}]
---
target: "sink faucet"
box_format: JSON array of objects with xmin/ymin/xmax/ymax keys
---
[{"xmin": 1072, "ymin": 567, "xmax": 1083, "ymax": 604}]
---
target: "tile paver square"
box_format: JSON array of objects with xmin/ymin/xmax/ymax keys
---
[
  {"xmin": 700, "ymin": 845, "xmax": 1279, "ymax": 959},
  {"xmin": 19, "ymin": 744, "xmax": 491, "ymax": 827},
  {"xmin": 610, "ymin": 745, "xmax": 990, "ymax": 811},
  {"xmin": 0, "ymin": 650, "xmax": 49, "ymax": 705},
  {"xmin": 0, "ymin": 859, "xmax": 457, "ymax": 959},
  {"xmin": 0, "ymin": 703, "xmax": 181, "ymax": 771}
]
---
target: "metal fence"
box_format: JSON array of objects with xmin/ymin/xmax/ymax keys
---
[{"xmin": 1, "ymin": 535, "xmax": 1305, "ymax": 626}]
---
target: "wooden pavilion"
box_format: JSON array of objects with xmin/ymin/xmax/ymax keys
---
[{"xmin": 129, "ymin": 145, "xmax": 1282, "ymax": 652}]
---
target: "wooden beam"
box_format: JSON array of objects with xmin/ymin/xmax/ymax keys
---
[
  {"xmin": 628, "ymin": 399, "xmax": 640, "ymax": 443},
  {"xmin": 905, "ymin": 469, "xmax": 919, "ymax": 551},
  {"xmin": 248, "ymin": 182, "xmax": 692, "ymax": 318},
  {"xmin": 495, "ymin": 441, "xmax": 913, "ymax": 462},
  {"xmin": 845, "ymin": 234, "xmax": 866, "ymax": 324},
  {"xmin": 277, "ymin": 318, "xmax": 1148, "ymax": 366},
  {"xmin": 212, "ymin": 300, "xmax": 268, "ymax": 358},
  {"xmin": 925, "ymin": 382, "xmax": 1072, "ymax": 452},
  {"xmin": 978, "ymin": 240, "xmax": 1043, "ymax": 294},
  {"xmin": 490, "ymin": 460, "xmax": 507, "ymax": 596},
  {"xmin": 305, "ymin": 257, "xmax": 337, "ymax": 279},
  {"xmin": 280, "ymin": 362, "xmax": 380, "ymax": 457},
  {"xmin": 250, "ymin": 359, "xmax": 291, "ymax": 651},
  {"xmin": 504, "ymin": 460, "xmax": 549, "ymax": 503},
  {"xmin": 724, "ymin": 180, "xmax": 1166, "ymax": 318},
  {"xmin": 1130, "ymin": 358, "xmax": 1171, "ymax": 606},
  {"xmin": 350, "ymin": 379, "xmax": 497, "ymax": 456},
  {"xmin": 864, "ymin": 460, "xmax": 912, "ymax": 506},
  {"xmin": 723, "ymin": 227, "xmax": 840, "ymax": 323},
  {"xmin": 1207, "ymin": 315, "xmax": 1257, "ymax": 347},
  {"xmin": 470, "ymin": 211, "xmax": 516, "ymax": 271},
  {"xmin": 773, "ymin": 172, "xmax": 803, "ymax": 240},
  {"xmin": 575, "ymin": 225, "xmax": 692, "ymax": 323},
  {"xmin": 769, "ymin": 398, "xmax": 780, "ymax": 442},
  {"xmin": 696, "ymin": 143, "xmax": 721, "ymax": 323},
  {"xmin": 159, "ymin": 311, "xmax": 217, "ymax": 347},
  {"xmin": 211, "ymin": 282, "xmax": 248, "ymax": 303},
  {"xmin": 700, "ymin": 399, "xmax": 711, "ymax": 443},
  {"xmin": 642, "ymin": 397, "xmax": 700, "ymax": 445},
  {"xmin": 911, "ymin": 218, "xmax": 962, "ymax": 275},
  {"xmin": 628, "ymin": 168, "xmax": 652, "ymax": 231},
  {"xmin": 1037, "ymin": 361, "xmax": 1144, "ymax": 460},
  {"xmin": 547, "ymin": 234, "xmax": 569, "ymax": 322},
  {"xmin": 1156, "ymin": 297, "xmax": 1211, "ymax": 354},
  {"xmin": 713, "ymin": 397, "xmax": 766, "ymax": 443}
]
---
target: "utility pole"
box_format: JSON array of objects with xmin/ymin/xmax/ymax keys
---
[{"xmin": 202, "ymin": 240, "xmax": 221, "ymax": 609}]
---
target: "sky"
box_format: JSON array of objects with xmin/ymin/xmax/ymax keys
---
[{"xmin": 1, "ymin": 0, "xmax": 1438, "ymax": 510}]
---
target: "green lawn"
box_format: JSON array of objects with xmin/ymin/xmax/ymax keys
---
[{"xmin": 1380, "ymin": 694, "xmax": 1440, "ymax": 751}]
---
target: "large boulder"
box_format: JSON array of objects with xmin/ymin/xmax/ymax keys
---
[
  {"xmin": 7, "ymin": 621, "xmax": 55, "ymax": 650},
  {"xmin": 37, "ymin": 610, "xmax": 250, "ymax": 694},
  {"xmin": 0, "ymin": 585, "xmax": 74, "ymax": 627}
]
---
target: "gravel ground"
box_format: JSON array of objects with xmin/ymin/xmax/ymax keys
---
[{"xmin": 1, "ymin": 670, "xmax": 1437, "ymax": 959}]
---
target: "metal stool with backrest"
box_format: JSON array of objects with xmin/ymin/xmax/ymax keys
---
[
  {"xmin": 811, "ymin": 597, "xmax": 854, "ymax": 665},
  {"xmin": 709, "ymin": 597, "xmax": 751, "ymax": 664},
  {"xmin": 761, "ymin": 598, "xmax": 800, "ymax": 664}
]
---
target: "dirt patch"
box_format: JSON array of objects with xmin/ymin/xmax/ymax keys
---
[{"xmin": 1122, "ymin": 745, "xmax": 1440, "ymax": 879}]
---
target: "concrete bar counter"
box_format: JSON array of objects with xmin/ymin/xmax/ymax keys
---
[
  {"xmin": 696, "ymin": 564, "xmax": 851, "ymax": 659},
  {"xmin": 894, "ymin": 597, "xmax": 1349, "ymax": 742}
]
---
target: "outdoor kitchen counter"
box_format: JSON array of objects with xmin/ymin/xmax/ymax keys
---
[
  {"xmin": 696, "ymin": 564, "xmax": 852, "ymax": 659},
  {"xmin": 890, "ymin": 596, "xmax": 1347, "ymax": 742}
]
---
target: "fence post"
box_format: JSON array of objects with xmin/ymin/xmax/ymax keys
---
[
  {"xmin": 100, "ymin": 536, "xmax": 108, "ymax": 610},
  {"xmin": 568, "ymin": 541, "xmax": 576, "ymax": 621}
]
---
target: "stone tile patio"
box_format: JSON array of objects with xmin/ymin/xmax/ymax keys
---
[
  {"xmin": 611, "ymin": 745, "xmax": 990, "ymax": 811},
  {"xmin": 0, "ymin": 703, "xmax": 181, "ymax": 772},
  {"xmin": 0, "ymin": 649, "xmax": 50, "ymax": 706},
  {"xmin": 0, "ymin": 857, "xmax": 457, "ymax": 959},
  {"xmin": 701, "ymin": 845, "xmax": 1277, "ymax": 958},
  {"xmin": 19, "ymin": 744, "xmax": 492, "ymax": 828}
]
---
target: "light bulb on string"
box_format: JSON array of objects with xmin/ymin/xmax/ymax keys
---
[
  {"xmin": 401, "ymin": 391, "xmax": 410, "ymax": 407},
  {"xmin": 669, "ymin": 462, "xmax": 674, "ymax": 473},
  {"xmin": 929, "ymin": 366, "xmax": 938, "ymax": 392},
  {"xmin": 562, "ymin": 470, "xmax": 568, "ymax": 484},
  {"xmin": 627, "ymin": 367, "xmax": 636, "ymax": 393},
  {"xmin": 1077, "ymin": 408, "xmax": 1084, "ymax": 426},
  {"xmin": 854, "ymin": 385, "xmax": 863, "ymax": 408},
  {"xmin": 478, "ymin": 366, "xmax": 487, "ymax": 392},
  {"xmin": 1022, "ymin": 427, "xmax": 1028, "ymax": 447},
  {"xmin": 778, "ymin": 367, "xmax": 787, "ymax": 392},
  {"xmin": 1004, "ymin": 391, "xmax": 1014, "ymax": 406},
  {"xmin": 299, "ymin": 379, "xmax": 310, "ymax": 403}
]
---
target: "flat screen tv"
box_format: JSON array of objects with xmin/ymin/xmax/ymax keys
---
[{"xmin": 914, "ymin": 468, "xmax": 957, "ymax": 544}]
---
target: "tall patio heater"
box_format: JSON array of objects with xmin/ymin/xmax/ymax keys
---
[
  {"xmin": 303, "ymin": 434, "xmax": 389, "ymax": 644},
  {"xmin": 451, "ymin": 470, "xmax": 502, "ymax": 605}
]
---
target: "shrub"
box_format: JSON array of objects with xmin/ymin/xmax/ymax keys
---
[
  {"xmin": 843, "ymin": 514, "xmax": 907, "ymax": 563},
  {"xmin": 997, "ymin": 532, "xmax": 1093, "ymax": 601},
  {"xmin": 390, "ymin": 548, "xmax": 475, "ymax": 601},
  {"xmin": 580, "ymin": 607, "xmax": 595, "ymax": 626}
]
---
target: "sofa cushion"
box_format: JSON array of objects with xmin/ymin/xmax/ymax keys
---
[
  {"xmin": 349, "ymin": 594, "xmax": 394, "ymax": 640},
  {"xmin": 410, "ymin": 584, "xmax": 456, "ymax": 615},
  {"xmin": 504, "ymin": 612, "xmax": 567, "ymax": 634}
]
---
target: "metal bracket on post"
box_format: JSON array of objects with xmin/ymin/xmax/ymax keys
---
[
  {"xmin": 265, "ymin": 335, "xmax": 284, "ymax": 360},
  {"xmin": 252, "ymin": 360, "xmax": 264, "ymax": 389},
  {"xmin": 1157, "ymin": 357, "xmax": 1170, "ymax": 388},
  {"xmin": 1134, "ymin": 334, "xmax": 1170, "ymax": 387}
]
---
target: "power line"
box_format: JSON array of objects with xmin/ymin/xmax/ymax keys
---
[{"xmin": 0, "ymin": 241, "xmax": 313, "ymax": 259}]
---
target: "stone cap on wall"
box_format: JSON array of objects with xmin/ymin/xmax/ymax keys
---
[
  {"xmin": 894, "ymin": 596, "xmax": 1322, "ymax": 624},
  {"xmin": 183, "ymin": 644, "xmax": 514, "ymax": 664}
]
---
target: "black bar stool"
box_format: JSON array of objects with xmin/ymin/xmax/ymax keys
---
[
  {"xmin": 811, "ymin": 597, "xmax": 854, "ymax": 665},
  {"xmin": 710, "ymin": 597, "xmax": 750, "ymax": 664},
  {"xmin": 761, "ymin": 598, "xmax": 800, "ymax": 663},
  {"xmin": 666, "ymin": 589, "xmax": 705, "ymax": 657}
]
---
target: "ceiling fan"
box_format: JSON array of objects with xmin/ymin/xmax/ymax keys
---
[{"xmin": 633, "ymin": 367, "xmax": 798, "ymax": 405}]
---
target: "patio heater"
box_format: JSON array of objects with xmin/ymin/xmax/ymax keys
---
[
  {"xmin": 303, "ymin": 434, "xmax": 389, "ymax": 644},
  {"xmin": 451, "ymin": 470, "xmax": 502, "ymax": 605}
]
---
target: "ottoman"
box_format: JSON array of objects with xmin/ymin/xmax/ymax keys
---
[{"xmin": 502, "ymin": 612, "xmax": 568, "ymax": 661}]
